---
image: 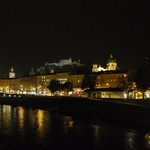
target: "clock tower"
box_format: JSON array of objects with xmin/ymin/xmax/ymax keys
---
[{"xmin": 9, "ymin": 67, "xmax": 16, "ymax": 78}]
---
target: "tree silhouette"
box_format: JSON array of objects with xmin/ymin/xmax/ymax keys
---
[
  {"xmin": 135, "ymin": 67, "xmax": 150, "ymax": 99},
  {"xmin": 117, "ymin": 75, "xmax": 128, "ymax": 90},
  {"xmin": 81, "ymin": 74, "xmax": 95, "ymax": 90},
  {"xmin": 62, "ymin": 81, "xmax": 73, "ymax": 95},
  {"xmin": 47, "ymin": 79, "xmax": 61, "ymax": 94},
  {"xmin": 47, "ymin": 80, "xmax": 73, "ymax": 95}
]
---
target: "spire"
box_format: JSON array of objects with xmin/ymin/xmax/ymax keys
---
[
  {"xmin": 10, "ymin": 66, "xmax": 14, "ymax": 72},
  {"xmin": 110, "ymin": 54, "xmax": 113, "ymax": 59}
]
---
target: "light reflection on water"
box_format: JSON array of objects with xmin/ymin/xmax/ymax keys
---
[{"xmin": 0, "ymin": 105, "xmax": 150, "ymax": 150}]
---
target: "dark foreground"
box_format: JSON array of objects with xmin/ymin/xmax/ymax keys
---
[
  {"xmin": 1, "ymin": 105, "xmax": 150, "ymax": 150},
  {"xmin": 0, "ymin": 95, "xmax": 150, "ymax": 125}
]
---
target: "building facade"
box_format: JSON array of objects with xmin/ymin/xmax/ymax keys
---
[
  {"xmin": 0, "ymin": 72, "xmax": 84, "ymax": 96},
  {"xmin": 93, "ymin": 70, "xmax": 129, "ymax": 89},
  {"xmin": 0, "ymin": 55, "xmax": 142, "ymax": 98}
]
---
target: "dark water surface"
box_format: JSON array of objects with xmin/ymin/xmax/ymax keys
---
[{"xmin": 0, "ymin": 105, "xmax": 150, "ymax": 150}]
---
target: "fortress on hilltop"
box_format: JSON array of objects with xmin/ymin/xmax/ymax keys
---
[
  {"xmin": 44, "ymin": 58, "xmax": 81, "ymax": 67},
  {"xmin": 37, "ymin": 58, "xmax": 85, "ymax": 74}
]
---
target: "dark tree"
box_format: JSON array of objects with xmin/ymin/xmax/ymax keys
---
[
  {"xmin": 47, "ymin": 80, "xmax": 73, "ymax": 96},
  {"xmin": 47, "ymin": 79, "xmax": 61, "ymax": 94},
  {"xmin": 117, "ymin": 75, "xmax": 128, "ymax": 90},
  {"xmin": 62, "ymin": 81, "xmax": 73, "ymax": 95},
  {"xmin": 81, "ymin": 74, "xmax": 95, "ymax": 90},
  {"xmin": 134, "ymin": 67, "xmax": 150, "ymax": 99}
]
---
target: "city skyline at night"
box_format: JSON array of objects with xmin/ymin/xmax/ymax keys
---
[{"xmin": 1, "ymin": 53, "xmax": 149, "ymax": 78}]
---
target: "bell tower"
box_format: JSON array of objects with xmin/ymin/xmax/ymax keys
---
[{"xmin": 9, "ymin": 67, "xmax": 16, "ymax": 78}]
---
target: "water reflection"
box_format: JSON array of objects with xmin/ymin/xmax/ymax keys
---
[
  {"xmin": 36, "ymin": 109, "xmax": 45, "ymax": 139},
  {"xmin": 125, "ymin": 130, "xmax": 138, "ymax": 150},
  {"xmin": 145, "ymin": 133, "xmax": 150, "ymax": 148},
  {"xmin": 0, "ymin": 105, "xmax": 150, "ymax": 150},
  {"xmin": 0, "ymin": 105, "xmax": 16, "ymax": 129},
  {"xmin": 63, "ymin": 116, "xmax": 74, "ymax": 134},
  {"xmin": 17, "ymin": 107, "xmax": 52, "ymax": 143},
  {"xmin": 18, "ymin": 107, "xmax": 24, "ymax": 128},
  {"xmin": 91, "ymin": 124, "xmax": 102, "ymax": 146}
]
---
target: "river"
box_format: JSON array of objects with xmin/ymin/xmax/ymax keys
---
[{"xmin": 0, "ymin": 105, "xmax": 150, "ymax": 150}]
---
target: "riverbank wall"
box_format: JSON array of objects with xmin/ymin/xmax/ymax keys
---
[{"xmin": 0, "ymin": 96, "xmax": 150, "ymax": 125}]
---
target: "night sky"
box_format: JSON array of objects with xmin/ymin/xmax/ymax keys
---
[{"xmin": 0, "ymin": 0, "xmax": 149, "ymax": 77}]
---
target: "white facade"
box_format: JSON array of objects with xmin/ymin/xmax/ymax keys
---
[{"xmin": 92, "ymin": 64, "xmax": 107, "ymax": 72}]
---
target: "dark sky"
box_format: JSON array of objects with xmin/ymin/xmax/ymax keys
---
[{"xmin": 0, "ymin": 0, "xmax": 149, "ymax": 77}]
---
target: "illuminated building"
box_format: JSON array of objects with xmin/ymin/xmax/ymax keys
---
[
  {"xmin": 92, "ymin": 54, "xmax": 117, "ymax": 72},
  {"xmin": 0, "ymin": 56, "xmax": 143, "ymax": 99},
  {"xmin": 92, "ymin": 64, "xmax": 107, "ymax": 72},
  {"xmin": 44, "ymin": 58, "xmax": 81, "ymax": 67},
  {"xmin": 68, "ymin": 73, "xmax": 84, "ymax": 96},
  {"xmin": 37, "ymin": 58, "xmax": 84, "ymax": 74},
  {"xmin": 93, "ymin": 70, "xmax": 129, "ymax": 89},
  {"xmin": 0, "ymin": 78, "xmax": 9, "ymax": 93},
  {"xmin": 0, "ymin": 66, "xmax": 131, "ymax": 97},
  {"xmin": 9, "ymin": 67, "xmax": 16, "ymax": 78},
  {"xmin": 106, "ymin": 54, "xmax": 117, "ymax": 70},
  {"xmin": 85, "ymin": 88, "xmax": 125, "ymax": 99}
]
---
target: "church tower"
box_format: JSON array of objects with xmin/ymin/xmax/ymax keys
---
[
  {"xmin": 9, "ymin": 67, "xmax": 16, "ymax": 78},
  {"xmin": 106, "ymin": 54, "xmax": 117, "ymax": 70},
  {"xmin": 92, "ymin": 64, "xmax": 98, "ymax": 72}
]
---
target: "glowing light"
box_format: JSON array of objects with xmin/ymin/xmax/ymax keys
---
[{"xmin": 18, "ymin": 107, "xmax": 25, "ymax": 128}]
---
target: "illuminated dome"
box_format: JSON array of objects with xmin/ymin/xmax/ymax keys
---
[{"xmin": 107, "ymin": 54, "xmax": 117, "ymax": 70}]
